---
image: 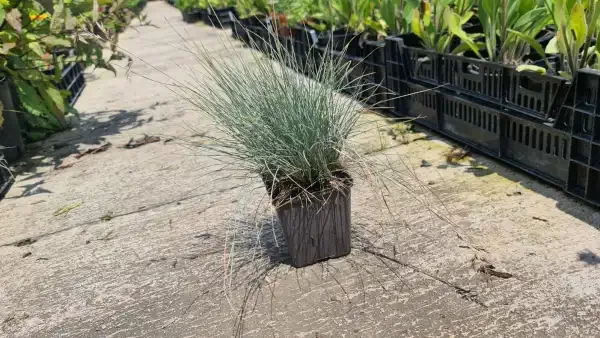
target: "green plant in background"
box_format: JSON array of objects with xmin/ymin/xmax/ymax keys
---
[
  {"xmin": 411, "ymin": 0, "xmax": 478, "ymax": 53},
  {"xmin": 235, "ymin": 0, "xmax": 269, "ymax": 19},
  {"xmin": 475, "ymin": 0, "xmax": 552, "ymax": 65},
  {"xmin": 543, "ymin": 0, "xmax": 600, "ymax": 79},
  {"xmin": 0, "ymin": 0, "xmax": 144, "ymax": 140},
  {"xmin": 175, "ymin": 0, "xmax": 198, "ymax": 11},
  {"xmin": 379, "ymin": 0, "xmax": 414, "ymax": 36},
  {"xmin": 284, "ymin": 0, "xmax": 320, "ymax": 27},
  {"xmin": 207, "ymin": 0, "xmax": 235, "ymax": 8}
]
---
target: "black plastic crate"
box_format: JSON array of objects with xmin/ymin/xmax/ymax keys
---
[
  {"xmin": 182, "ymin": 8, "xmax": 203, "ymax": 23},
  {"xmin": 56, "ymin": 62, "xmax": 85, "ymax": 106},
  {"xmin": 0, "ymin": 159, "xmax": 12, "ymax": 201},
  {"xmin": 504, "ymin": 66, "xmax": 568, "ymax": 121},
  {"xmin": 384, "ymin": 37, "xmax": 408, "ymax": 115},
  {"xmin": 501, "ymin": 112, "xmax": 570, "ymax": 184},
  {"xmin": 277, "ymin": 35, "xmax": 295, "ymax": 66},
  {"xmin": 203, "ymin": 7, "xmax": 235, "ymax": 28},
  {"xmin": 397, "ymin": 34, "xmax": 440, "ymax": 85},
  {"xmin": 315, "ymin": 29, "xmax": 360, "ymax": 56},
  {"xmin": 361, "ymin": 39, "xmax": 387, "ymax": 107},
  {"xmin": 290, "ymin": 26, "xmax": 318, "ymax": 73},
  {"xmin": 398, "ymin": 80, "xmax": 439, "ymax": 128},
  {"xmin": 389, "ymin": 80, "xmax": 572, "ymax": 186},
  {"xmin": 232, "ymin": 18, "xmax": 249, "ymax": 42},
  {"xmin": 246, "ymin": 23, "xmax": 272, "ymax": 52},
  {"xmin": 439, "ymin": 92, "xmax": 501, "ymax": 154},
  {"xmin": 573, "ymin": 68, "xmax": 600, "ymax": 115},
  {"xmin": 0, "ymin": 76, "xmax": 25, "ymax": 163},
  {"xmin": 384, "ymin": 36, "xmax": 407, "ymax": 81},
  {"xmin": 441, "ymin": 54, "xmax": 504, "ymax": 105},
  {"xmin": 562, "ymin": 68, "xmax": 600, "ymax": 203}
]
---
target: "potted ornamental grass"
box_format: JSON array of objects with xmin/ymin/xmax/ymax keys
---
[{"xmin": 173, "ymin": 29, "xmax": 378, "ymax": 267}]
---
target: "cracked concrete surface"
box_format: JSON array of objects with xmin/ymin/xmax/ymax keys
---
[{"xmin": 1, "ymin": 2, "xmax": 600, "ymax": 337}]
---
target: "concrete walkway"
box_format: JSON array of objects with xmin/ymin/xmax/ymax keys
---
[{"xmin": 2, "ymin": 2, "xmax": 600, "ymax": 337}]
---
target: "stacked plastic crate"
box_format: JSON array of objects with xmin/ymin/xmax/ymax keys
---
[{"xmin": 384, "ymin": 33, "xmax": 600, "ymax": 206}]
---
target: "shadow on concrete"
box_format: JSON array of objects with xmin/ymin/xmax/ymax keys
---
[
  {"xmin": 231, "ymin": 217, "xmax": 291, "ymax": 267},
  {"xmin": 437, "ymin": 159, "xmax": 495, "ymax": 178},
  {"xmin": 413, "ymin": 129, "xmax": 600, "ymax": 230},
  {"xmin": 3, "ymin": 101, "xmax": 169, "ymax": 199},
  {"xmin": 578, "ymin": 250, "xmax": 600, "ymax": 266}
]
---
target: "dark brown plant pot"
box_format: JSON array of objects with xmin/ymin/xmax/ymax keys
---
[{"xmin": 275, "ymin": 186, "xmax": 352, "ymax": 268}]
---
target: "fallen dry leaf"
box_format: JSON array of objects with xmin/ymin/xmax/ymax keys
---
[
  {"xmin": 56, "ymin": 142, "xmax": 111, "ymax": 169},
  {"xmin": 6, "ymin": 9, "xmax": 22, "ymax": 33},
  {"xmin": 56, "ymin": 154, "xmax": 79, "ymax": 169},
  {"xmin": 74, "ymin": 142, "xmax": 112, "ymax": 159},
  {"xmin": 445, "ymin": 146, "xmax": 470, "ymax": 164},
  {"xmin": 477, "ymin": 264, "xmax": 513, "ymax": 279},
  {"xmin": 122, "ymin": 135, "xmax": 160, "ymax": 149}
]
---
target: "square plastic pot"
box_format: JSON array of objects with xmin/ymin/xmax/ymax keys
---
[
  {"xmin": 275, "ymin": 187, "xmax": 352, "ymax": 268},
  {"xmin": 181, "ymin": 9, "xmax": 203, "ymax": 23}
]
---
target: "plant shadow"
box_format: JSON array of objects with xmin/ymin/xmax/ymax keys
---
[
  {"xmin": 578, "ymin": 250, "xmax": 600, "ymax": 266},
  {"xmin": 3, "ymin": 101, "xmax": 169, "ymax": 199},
  {"xmin": 404, "ymin": 126, "xmax": 600, "ymax": 230}
]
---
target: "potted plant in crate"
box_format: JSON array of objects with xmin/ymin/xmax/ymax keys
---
[
  {"xmin": 176, "ymin": 0, "xmax": 204, "ymax": 23},
  {"xmin": 203, "ymin": 0, "xmax": 237, "ymax": 28},
  {"xmin": 173, "ymin": 27, "xmax": 376, "ymax": 268},
  {"xmin": 234, "ymin": 0, "xmax": 271, "ymax": 48}
]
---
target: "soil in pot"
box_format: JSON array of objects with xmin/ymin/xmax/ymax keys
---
[{"xmin": 264, "ymin": 171, "xmax": 353, "ymax": 268}]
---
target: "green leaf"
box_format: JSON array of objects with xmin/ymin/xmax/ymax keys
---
[
  {"xmin": 508, "ymin": 28, "xmax": 554, "ymax": 71},
  {"xmin": 559, "ymin": 70, "xmax": 573, "ymax": 80},
  {"xmin": 27, "ymin": 41, "xmax": 46, "ymax": 58},
  {"xmin": 12, "ymin": 78, "xmax": 61, "ymax": 129},
  {"xmin": 0, "ymin": 7, "xmax": 5, "ymax": 27},
  {"xmin": 516, "ymin": 65, "xmax": 547, "ymax": 74},
  {"xmin": 36, "ymin": 82, "xmax": 66, "ymax": 123},
  {"xmin": 446, "ymin": 11, "xmax": 482, "ymax": 58},
  {"xmin": 411, "ymin": 8, "xmax": 423, "ymax": 40},
  {"xmin": 545, "ymin": 35, "xmax": 559, "ymax": 53},
  {"xmin": 452, "ymin": 41, "xmax": 485, "ymax": 55},
  {"xmin": 569, "ymin": 2, "xmax": 587, "ymax": 48},
  {"xmin": 0, "ymin": 101, "xmax": 4, "ymax": 128},
  {"xmin": 460, "ymin": 11, "xmax": 474, "ymax": 25},
  {"xmin": 41, "ymin": 36, "xmax": 72, "ymax": 48}
]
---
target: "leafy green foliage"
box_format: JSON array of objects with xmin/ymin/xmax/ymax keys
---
[
  {"xmin": 476, "ymin": 0, "xmax": 551, "ymax": 64},
  {"xmin": 235, "ymin": 0, "xmax": 269, "ymax": 18},
  {"xmin": 411, "ymin": 0, "xmax": 477, "ymax": 53},
  {"xmin": 544, "ymin": 0, "xmax": 600, "ymax": 79},
  {"xmin": 175, "ymin": 0, "xmax": 198, "ymax": 11},
  {"xmin": 0, "ymin": 0, "xmax": 144, "ymax": 140}
]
